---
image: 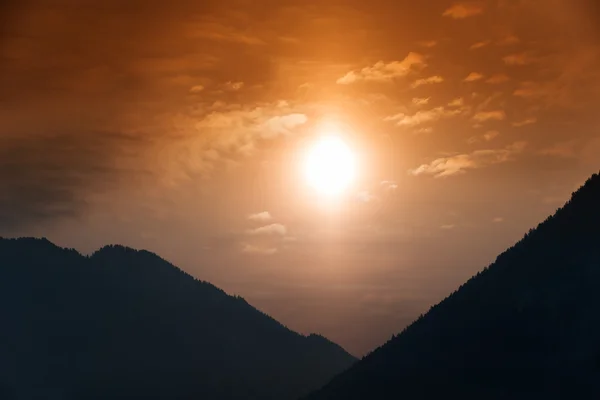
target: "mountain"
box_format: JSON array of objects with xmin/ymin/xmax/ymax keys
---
[
  {"xmin": 306, "ymin": 172, "xmax": 600, "ymax": 400},
  {"xmin": 0, "ymin": 239, "xmax": 356, "ymax": 400}
]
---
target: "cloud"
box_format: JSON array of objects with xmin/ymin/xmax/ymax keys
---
[
  {"xmin": 440, "ymin": 224, "xmax": 456, "ymax": 230},
  {"xmin": 356, "ymin": 191, "xmax": 378, "ymax": 203},
  {"xmin": 443, "ymin": 3, "xmax": 484, "ymax": 19},
  {"xmin": 189, "ymin": 85, "xmax": 205, "ymax": 93},
  {"xmin": 412, "ymin": 97, "xmax": 431, "ymax": 106},
  {"xmin": 470, "ymin": 40, "xmax": 491, "ymax": 50},
  {"xmin": 486, "ymin": 74, "xmax": 510, "ymax": 84},
  {"xmin": 384, "ymin": 106, "xmax": 462, "ymax": 127},
  {"xmin": 336, "ymin": 52, "xmax": 426, "ymax": 84},
  {"xmin": 411, "ymin": 75, "xmax": 444, "ymax": 88},
  {"xmin": 242, "ymin": 244, "xmax": 278, "ymax": 255},
  {"xmin": 248, "ymin": 211, "xmax": 272, "ymax": 222},
  {"xmin": 262, "ymin": 113, "xmax": 308, "ymax": 137},
  {"xmin": 503, "ymin": 52, "xmax": 536, "ymax": 65},
  {"xmin": 473, "ymin": 110, "xmax": 506, "ymax": 122},
  {"xmin": 223, "ymin": 81, "xmax": 244, "ymax": 91},
  {"xmin": 417, "ymin": 40, "xmax": 437, "ymax": 48},
  {"xmin": 0, "ymin": 131, "xmax": 142, "ymax": 231},
  {"xmin": 464, "ymin": 72, "xmax": 484, "ymax": 82},
  {"xmin": 193, "ymin": 21, "xmax": 264, "ymax": 45},
  {"xmin": 512, "ymin": 117, "xmax": 537, "ymax": 127},
  {"xmin": 409, "ymin": 141, "xmax": 527, "ymax": 178},
  {"xmin": 492, "ymin": 217, "xmax": 504, "ymax": 223},
  {"xmin": 496, "ymin": 35, "xmax": 520, "ymax": 46},
  {"xmin": 247, "ymin": 223, "xmax": 287, "ymax": 236},
  {"xmin": 538, "ymin": 141, "xmax": 578, "ymax": 158},
  {"xmin": 467, "ymin": 130, "xmax": 500, "ymax": 144},
  {"xmin": 448, "ymin": 98, "xmax": 464, "ymax": 107},
  {"xmin": 380, "ymin": 181, "xmax": 399, "ymax": 191}
]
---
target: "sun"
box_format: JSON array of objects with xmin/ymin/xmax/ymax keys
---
[{"xmin": 304, "ymin": 135, "xmax": 356, "ymax": 197}]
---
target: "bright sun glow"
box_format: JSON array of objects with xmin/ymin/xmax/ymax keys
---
[{"xmin": 304, "ymin": 135, "xmax": 356, "ymax": 197}]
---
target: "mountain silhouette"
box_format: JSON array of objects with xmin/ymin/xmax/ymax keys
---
[
  {"xmin": 306, "ymin": 172, "xmax": 600, "ymax": 400},
  {"xmin": 0, "ymin": 239, "xmax": 355, "ymax": 400}
]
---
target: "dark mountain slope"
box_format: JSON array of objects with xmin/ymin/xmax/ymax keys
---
[
  {"xmin": 306, "ymin": 172, "xmax": 600, "ymax": 400},
  {"xmin": 0, "ymin": 239, "xmax": 356, "ymax": 400}
]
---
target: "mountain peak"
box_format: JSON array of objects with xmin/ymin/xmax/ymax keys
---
[{"xmin": 306, "ymin": 171, "xmax": 600, "ymax": 399}]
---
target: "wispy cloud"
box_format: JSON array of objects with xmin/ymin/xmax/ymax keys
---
[
  {"xmin": 443, "ymin": 3, "xmax": 484, "ymax": 19},
  {"xmin": 512, "ymin": 117, "xmax": 537, "ymax": 127},
  {"xmin": 247, "ymin": 223, "xmax": 287, "ymax": 236},
  {"xmin": 242, "ymin": 244, "xmax": 278, "ymax": 255},
  {"xmin": 470, "ymin": 40, "xmax": 491, "ymax": 50},
  {"xmin": 384, "ymin": 106, "xmax": 462, "ymax": 127},
  {"xmin": 380, "ymin": 181, "xmax": 399, "ymax": 191},
  {"xmin": 409, "ymin": 141, "xmax": 527, "ymax": 178},
  {"xmin": 412, "ymin": 97, "xmax": 431, "ymax": 106},
  {"xmin": 486, "ymin": 74, "xmax": 510, "ymax": 84},
  {"xmin": 411, "ymin": 75, "xmax": 444, "ymax": 88},
  {"xmin": 464, "ymin": 72, "xmax": 484, "ymax": 82},
  {"xmin": 473, "ymin": 110, "xmax": 506, "ymax": 122},
  {"xmin": 248, "ymin": 211, "xmax": 272, "ymax": 222},
  {"xmin": 538, "ymin": 141, "xmax": 578, "ymax": 158},
  {"xmin": 417, "ymin": 40, "xmax": 438, "ymax": 48},
  {"xmin": 503, "ymin": 52, "xmax": 536, "ymax": 66},
  {"xmin": 496, "ymin": 35, "xmax": 520, "ymax": 46},
  {"xmin": 337, "ymin": 52, "xmax": 426, "ymax": 84},
  {"xmin": 467, "ymin": 130, "xmax": 500, "ymax": 144}
]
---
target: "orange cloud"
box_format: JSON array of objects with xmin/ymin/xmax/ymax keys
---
[
  {"xmin": 385, "ymin": 107, "xmax": 462, "ymax": 127},
  {"xmin": 486, "ymin": 74, "xmax": 510, "ymax": 84},
  {"xmin": 473, "ymin": 110, "xmax": 506, "ymax": 122},
  {"xmin": 464, "ymin": 72, "xmax": 484, "ymax": 82},
  {"xmin": 247, "ymin": 223, "xmax": 287, "ymax": 236},
  {"xmin": 337, "ymin": 52, "xmax": 426, "ymax": 84},
  {"xmin": 409, "ymin": 141, "xmax": 527, "ymax": 178},
  {"xmin": 411, "ymin": 75, "xmax": 444, "ymax": 88},
  {"xmin": 512, "ymin": 117, "xmax": 537, "ymax": 127},
  {"xmin": 470, "ymin": 40, "xmax": 491, "ymax": 50},
  {"xmin": 248, "ymin": 212, "xmax": 272, "ymax": 222},
  {"xmin": 412, "ymin": 97, "xmax": 431, "ymax": 106},
  {"xmin": 503, "ymin": 52, "xmax": 536, "ymax": 65},
  {"xmin": 443, "ymin": 3, "xmax": 484, "ymax": 19}
]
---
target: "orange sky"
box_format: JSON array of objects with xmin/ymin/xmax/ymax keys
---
[{"xmin": 1, "ymin": 0, "xmax": 600, "ymax": 355}]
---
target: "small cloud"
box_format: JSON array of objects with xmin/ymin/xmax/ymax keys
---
[
  {"xmin": 356, "ymin": 191, "xmax": 378, "ymax": 203},
  {"xmin": 337, "ymin": 52, "xmax": 426, "ymax": 84},
  {"xmin": 189, "ymin": 85, "xmax": 205, "ymax": 93},
  {"xmin": 492, "ymin": 217, "xmax": 504, "ymax": 223},
  {"xmin": 443, "ymin": 3, "xmax": 484, "ymax": 19},
  {"xmin": 412, "ymin": 97, "xmax": 431, "ymax": 106},
  {"xmin": 470, "ymin": 40, "xmax": 491, "ymax": 50},
  {"xmin": 469, "ymin": 130, "xmax": 500, "ymax": 144},
  {"xmin": 538, "ymin": 141, "xmax": 578, "ymax": 158},
  {"xmin": 385, "ymin": 106, "xmax": 462, "ymax": 127},
  {"xmin": 512, "ymin": 117, "xmax": 537, "ymax": 127},
  {"xmin": 411, "ymin": 75, "xmax": 444, "ymax": 88},
  {"xmin": 418, "ymin": 40, "xmax": 438, "ymax": 48},
  {"xmin": 473, "ymin": 110, "xmax": 506, "ymax": 122},
  {"xmin": 415, "ymin": 127, "xmax": 434, "ymax": 134},
  {"xmin": 224, "ymin": 81, "xmax": 244, "ymax": 91},
  {"xmin": 448, "ymin": 98, "xmax": 465, "ymax": 107},
  {"xmin": 503, "ymin": 52, "xmax": 535, "ymax": 66},
  {"xmin": 380, "ymin": 181, "xmax": 399, "ymax": 191},
  {"xmin": 248, "ymin": 211, "xmax": 272, "ymax": 222},
  {"xmin": 242, "ymin": 244, "xmax": 278, "ymax": 255},
  {"xmin": 409, "ymin": 141, "xmax": 527, "ymax": 178},
  {"xmin": 496, "ymin": 35, "xmax": 520, "ymax": 46},
  {"xmin": 440, "ymin": 224, "xmax": 456, "ymax": 230},
  {"xmin": 262, "ymin": 113, "xmax": 308, "ymax": 137},
  {"xmin": 486, "ymin": 74, "xmax": 510, "ymax": 84},
  {"xmin": 247, "ymin": 223, "xmax": 287, "ymax": 236},
  {"xmin": 464, "ymin": 72, "xmax": 484, "ymax": 82},
  {"xmin": 483, "ymin": 130, "xmax": 500, "ymax": 141}
]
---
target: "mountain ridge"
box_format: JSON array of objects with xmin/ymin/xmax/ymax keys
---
[
  {"xmin": 0, "ymin": 237, "xmax": 356, "ymax": 400},
  {"xmin": 305, "ymin": 171, "xmax": 600, "ymax": 399}
]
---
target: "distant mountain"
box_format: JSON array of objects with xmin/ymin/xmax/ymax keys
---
[
  {"xmin": 0, "ymin": 239, "xmax": 355, "ymax": 400},
  {"xmin": 306, "ymin": 172, "xmax": 600, "ymax": 400}
]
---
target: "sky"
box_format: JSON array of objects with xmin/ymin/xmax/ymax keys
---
[{"xmin": 1, "ymin": 0, "xmax": 600, "ymax": 356}]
